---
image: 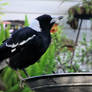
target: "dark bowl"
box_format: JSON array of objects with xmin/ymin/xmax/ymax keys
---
[{"xmin": 24, "ymin": 73, "xmax": 92, "ymax": 92}]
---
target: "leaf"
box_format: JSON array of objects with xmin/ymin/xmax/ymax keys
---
[
  {"xmin": 22, "ymin": 86, "xmax": 31, "ymax": 92},
  {"xmin": 0, "ymin": 23, "xmax": 5, "ymax": 45},
  {"xmin": 5, "ymin": 24, "xmax": 10, "ymax": 38},
  {"xmin": 1, "ymin": 3, "xmax": 8, "ymax": 6},
  {"xmin": 6, "ymin": 84, "xmax": 20, "ymax": 92},
  {"xmin": 24, "ymin": 15, "xmax": 29, "ymax": 27}
]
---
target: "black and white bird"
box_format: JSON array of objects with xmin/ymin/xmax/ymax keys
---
[{"xmin": 0, "ymin": 14, "xmax": 63, "ymax": 80}]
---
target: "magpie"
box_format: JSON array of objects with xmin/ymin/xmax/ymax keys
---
[{"xmin": 0, "ymin": 14, "xmax": 63, "ymax": 82}]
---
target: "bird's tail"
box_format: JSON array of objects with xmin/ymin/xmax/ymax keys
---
[
  {"xmin": 0, "ymin": 44, "xmax": 11, "ymax": 70},
  {"xmin": 0, "ymin": 60, "xmax": 8, "ymax": 70},
  {"xmin": 0, "ymin": 44, "xmax": 10, "ymax": 70}
]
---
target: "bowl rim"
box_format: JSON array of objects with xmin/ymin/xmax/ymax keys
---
[{"xmin": 24, "ymin": 72, "xmax": 92, "ymax": 81}]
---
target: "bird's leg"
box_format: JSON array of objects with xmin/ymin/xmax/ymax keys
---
[
  {"xmin": 22, "ymin": 68, "xmax": 30, "ymax": 78},
  {"xmin": 16, "ymin": 70, "xmax": 25, "ymax": 88}
]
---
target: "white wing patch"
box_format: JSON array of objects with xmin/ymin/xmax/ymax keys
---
[
  {"xmin": 29, "ymin": 19, "xmax": 41, "ymax": 32},
  {"xmin": 6, "ymin": 43, "xmax": 18, "ymax": 48},
  {"xmin": 11, "ymin": 48, "xmax": 16, "ymax": 53},
  {"xmin": 19, "ymin": 35, "xmax": 36, "ymax": 45},
  {"xmin": 6, "ymin": 34, "xmax": 36, "ymax": 48}
]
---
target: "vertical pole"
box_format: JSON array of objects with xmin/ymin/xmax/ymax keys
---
[
  {"xmin": 70, "ymin": 19, "xmax": 83, "ymax": 64},
  {"xmin": 75, "ymin": 19, "xmax": 83, "ymax": 44}
]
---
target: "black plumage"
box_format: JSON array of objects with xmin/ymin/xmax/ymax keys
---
[
  {"xmin": 9, "ymin": 26, "xmax": 51, "ymax": 70},
  {"xmin": 0, "ymin": 14, "xmax": 62, "ymax": 78}
]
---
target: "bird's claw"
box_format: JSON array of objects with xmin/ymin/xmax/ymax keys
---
[{"xmin": 19, "ymin": 79, "xmax": 25, "ymax": 88}]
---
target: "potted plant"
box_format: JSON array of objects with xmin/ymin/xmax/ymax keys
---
[{"xmin": 67, "ymin": 0, "xmax": 92, "ymax": 29}]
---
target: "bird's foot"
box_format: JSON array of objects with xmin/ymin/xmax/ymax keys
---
[
  {"xmin": 19, "ymin": 78, "xmax": 25, "ymax": 88},
  {"xmin": 16, "ymin": 70, "xmax": 26, "ymax": 88},
  {"xmin": 16, "ymin": 69, "xmax": 30, "ymax": 88},
  {"xmin": 19, "ymin": 76, "xmax": 31, "ymax": 88}
]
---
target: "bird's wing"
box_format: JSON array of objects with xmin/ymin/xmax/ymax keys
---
[{"xmin": 5, "ymin": 27, "xmax": 37, "ymax": 49}]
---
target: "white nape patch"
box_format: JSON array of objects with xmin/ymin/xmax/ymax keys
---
[
  {"xmin": 29, "ymin": 19, "xmax": 41, "ymax": 32},
  {"xmin": 11, "ymin": 48, "xmax": 16, "ymax": 53},
  {"xmin": 6, "ymin": 35, "xmax": 36, "ymax": 48},
  {"xmin": 19, "ymin": 34, "xmax": 36, "ymax": 45}
]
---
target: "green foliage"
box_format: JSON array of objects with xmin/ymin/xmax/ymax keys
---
[
  {"xmin": 0, "ymin": 0, "xmax": 8, "ymax": 15},
  {"xmin": 24, "ymin": 15, "xmax": 29, "ymax": 27},
  {"xmin": 67, "ymin": 0, "xmax": 92, "ymax": 29},
  {"xmin": 55, "ymin": 32, "xmax": 92, "ymax": 73},
  {"xmin": 0, "ymin": 23, "xmax": 5, "ymax": 44},
  {"xmin": 0, "ymin": 23, "xmax": 10, "ymax": 45}
]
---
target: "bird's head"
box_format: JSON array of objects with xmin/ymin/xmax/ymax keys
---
[{"xmin": 36, "ymin": 14, "xmax": 63, "ymax": 33}]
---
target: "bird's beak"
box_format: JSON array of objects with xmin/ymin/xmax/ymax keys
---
[
  {"xmin": 50, "ymin": 16, "xmax": 63, "ymax": 33},
  {"xmin": 50, "ymin": 16, "xmax": 63, "ymax": 24}
]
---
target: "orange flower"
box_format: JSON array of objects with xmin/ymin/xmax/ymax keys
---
[{"xmin": 50, "ymin": 24, "xmax": 58, "ymax": 33}]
